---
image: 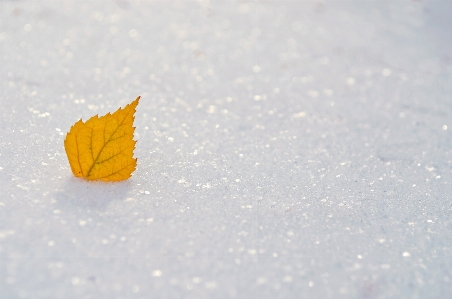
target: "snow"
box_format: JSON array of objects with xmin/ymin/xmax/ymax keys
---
[{"xmin": 1, "ymin": 1, "xmax": 452, "ymax": 298}]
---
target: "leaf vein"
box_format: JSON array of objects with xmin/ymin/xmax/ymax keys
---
[
  {"xmin": 98, "ymin": 162, "xmax": 135, "ymax": 179},
  {"xmin": 75, "ymin": 135, "xmax": 83, "ymax": 176},
  {"xmin": 96, "ymin": 147, "xmax": 132, "ymax": 164},
  {"xmin": 86, "ymin": 105, "xmax": 135, "ymax": 177}
]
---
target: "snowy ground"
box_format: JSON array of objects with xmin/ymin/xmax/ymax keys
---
[{"xmin": 1, "ymin": 1, "xmax": 452, "ymax": 298}]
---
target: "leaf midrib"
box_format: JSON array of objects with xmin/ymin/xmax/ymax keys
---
[{"xmin": 86, "ymin": 109, "xmax": 133, "ymax": 178}]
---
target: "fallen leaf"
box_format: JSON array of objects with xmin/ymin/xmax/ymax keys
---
[{"xmin": 64, "ymin": 96, "xmax": 140, "ymax": 181}]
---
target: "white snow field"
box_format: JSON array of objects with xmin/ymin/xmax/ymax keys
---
[{"xmin": 1, "ymin": 1, "xmax": 452, "ymax": 298}]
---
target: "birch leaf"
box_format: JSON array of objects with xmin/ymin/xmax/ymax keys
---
[{"xmin": 64, "ymin": 96, "xmax": 140, "ymax": 181}]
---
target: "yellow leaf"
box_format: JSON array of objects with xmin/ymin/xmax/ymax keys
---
[{"xmin": 64, "ymin": 97, "xmax": 140, "ymax": 181}]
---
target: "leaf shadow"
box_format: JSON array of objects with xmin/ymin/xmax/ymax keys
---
[{"xmin": 54, "ymin": 177, "xmax": 132, "ymax": 211}]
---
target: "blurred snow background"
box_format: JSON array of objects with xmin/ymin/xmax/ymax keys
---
[{"xmin": 1, "ymin": 0, "xmax": 452, "ymax": 298}]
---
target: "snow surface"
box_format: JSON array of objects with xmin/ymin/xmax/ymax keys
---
[{"xmin": 1, "ymin": 1, "xmax": 452, "ymax": 298}]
